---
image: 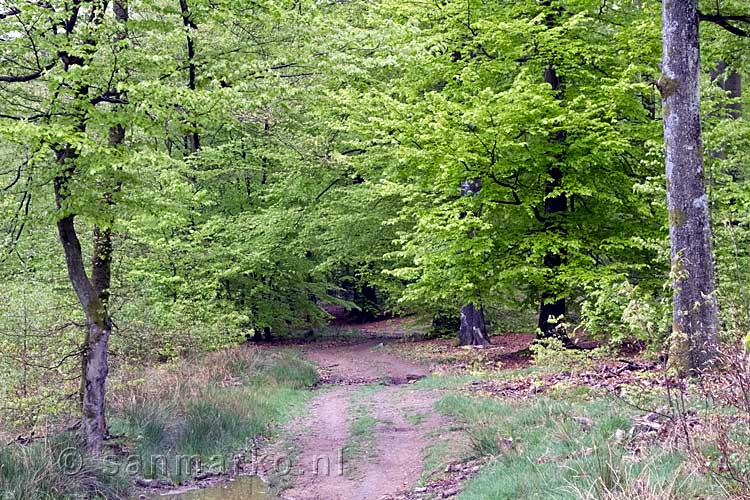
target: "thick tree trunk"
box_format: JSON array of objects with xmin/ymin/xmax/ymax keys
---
[
  {"xmin": 659, "ymin": 0, "xmax": 719, "ymax": 373},
  {"xmin": 537, "ymin": 245, "xmax": 566, "ymax": 339},
  {"xmin": 457, "ymin": 179, "xmax": 490, "ymax": 346},
  {"xmin": 459, "ymin": 303, "xmax": 490, "ymax": 346},
  {"xmin": 538, "ymin": 65, "xmax": 568, "ymax": 340},
  {"xmin": 250, "ymin": 326, "xmax": 273, "ymax": 342}
]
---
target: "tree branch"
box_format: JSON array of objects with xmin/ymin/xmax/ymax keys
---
[
  {"xmin": 699, "ymin": 11, "xmax": 750, "ymax": 37},
  {"xmin": 0, "ymin": 6, "xmax": 21, "ymax": 20},
  {"xmin": 0, "ymin": 61, "xmax": 57, "ymax": 83}
]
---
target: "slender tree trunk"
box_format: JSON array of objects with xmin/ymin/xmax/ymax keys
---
[
  {"xmin": 537, "ymin": 65, "xmax": 568, "ymax": 341},
  {"xmin": 80, "ymin": 308, "xmax": 112, "ymax": 454},
  {"xmin": 53, "ymin": 0, "xmax": 127, "ymax": 455},
  {"xmin": 55, "ymin": 159, "xmax": 114, "ymax": 454},
  {"xmin": 180, "ymin": 0, "xmax": 200, "ymax": 154},
  {"xmin": 457, "ymin": 178, "xmax": 490, "ymax": 346},
  {"xmin": 659, "ymin": 0, "xmax": 719, "ymax": 373}
]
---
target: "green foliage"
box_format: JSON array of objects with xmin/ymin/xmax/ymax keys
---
[
  {"xmin": 332, "ymin": 0, "xmax": 667, "ymax": 321},
  {"xmin": 579, "ymin": 279, "xmax": 671, "ymax": 348},
  {"xmin": 0, "ymin": 274, "xmax": 82, "ymax": 428},
  {"xmin": 530, "ymin": 337, "xmax": 606, "ymax": 372}
]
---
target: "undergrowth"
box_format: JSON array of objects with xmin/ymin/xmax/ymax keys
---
[
  {"xmin": 0, "ymin": 433, "xmax": 130, "ymax": 500},
  {"xmin": 108, "ymin": 347, "xmax": 317, "ymax": 484},
  {"xmin": 0, "ymin": 346, "xmax": 319, "ymax": 498},
  {"xmin": 436, "ymin": 392, "xmax": 722, "ymax": 499}
]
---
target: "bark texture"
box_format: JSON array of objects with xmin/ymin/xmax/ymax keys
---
[
  {"xmin": 660, "ymin": 0, "xmax": 719, "ymax": 373},
  {"xmin": 537, "ymin": 65, "xmax": 568, "ymax": 340},
  {"xmin": 459, "ymin": 303, "xmax": 490, "ymax": 346}
]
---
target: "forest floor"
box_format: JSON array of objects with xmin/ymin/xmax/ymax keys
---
[
  {"xmin": 260, "ymin": 318, "xmax": 724, "ymax": 500},
  {"xmin": 0, "ymin": 317, "xmax": 731, "ymax": 500}
]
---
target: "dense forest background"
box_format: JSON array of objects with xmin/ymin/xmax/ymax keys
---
[{"xmin": 1, "ymin": 0, "xmax": 749, "ymax": 452}]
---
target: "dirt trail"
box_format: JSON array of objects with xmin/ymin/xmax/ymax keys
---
[{"xmin": 282, "ymin": 340, "xmax": 445, "ymax": 500}]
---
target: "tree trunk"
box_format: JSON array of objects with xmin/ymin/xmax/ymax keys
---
[
  {"xmin": 80, "ymin": 315, "xmax": 112, "ymax": 454},
  {"xmin": 180, "ymin": 0, "xmax": 200, "ymax": 154},
  {"xmin": 459, "ymin": 303, "xmax": 490, "ymax": 346},
  {"xmin": 659, "ymin": 0, "xmax": 719, "ymax": 374},
  {"xmin": 55, "ymin": 170, "xmax": 114, "ymax": 454},
  {"xmin": 537, "ymin": 245, "xmax": 566, "ymax": 339},
  {"xmin": 537, "ymin": 65, "xmax": 568, "ymax": 340},
  {"xmin": 53, "ymin": 1, "xmax": 127, "ymax": 454},
  {"xmin": 457, "ymin": 179, "xmax": 490, "ymax": 346}
]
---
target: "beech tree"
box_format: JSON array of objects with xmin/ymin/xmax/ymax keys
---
[
  {"xmin": 339, "ymin": 0, "xmax": 665, "ymax": 341},
  {"xmin": 0, "ymin": 0, "xmax": 133, "ymax": 453},
  {"xmin": 658, "ymin": 0, "xmax": 720, "ymax": 373},
  {"xmin": 458, "ymin": 178, "xmax": 490, "ymax": 346}
]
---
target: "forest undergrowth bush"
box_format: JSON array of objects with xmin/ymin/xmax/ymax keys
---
[
  {"xmin": 0, "ymin": 432, "xmax": 130, "ymax": 500},
  {"xmin": 578, "ymin": 279, "xmax": 672, "ymax": 350},
  {"xmin": 661, "ymin": 343, "xmax": 750, "ymax": 496},
  {"xmin": 531, "ymin": 337, "xmax": 609, "ymax": 372}
]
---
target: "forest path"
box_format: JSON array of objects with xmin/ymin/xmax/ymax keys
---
[{"xmin": 281, "ymin": 339, "xmax": 447, "ymax": 500}]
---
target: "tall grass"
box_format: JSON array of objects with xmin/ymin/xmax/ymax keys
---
[
  {"xmin": 108, "ymin": 347, "xmax": 318, "ymax": 483},
  {"xmin": 436, "ymin": 394, "xmax": 721, "ymax": 499},
  {"xmin": 0, "ymin": 346, "xmax": 317, "ymax": 498},
  {"xmin": 0, "ymin": 433, "xmax": 129, "ymax": 500}
]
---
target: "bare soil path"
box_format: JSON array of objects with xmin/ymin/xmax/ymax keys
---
[{"xmin": 281, "ymin": 339, "xmax": 447, "ymax": 500}]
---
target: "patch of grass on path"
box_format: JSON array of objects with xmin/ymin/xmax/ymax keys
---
[
  {"xmin": 342, "ymin": 384, "xmax": 381, "ymax": 476},
  {"xmin": 404, "ymin": 409, "xmax": 428, "ymax": 425},
  {"xmin": 419, "ymin": 432, "xmax": 472, "ymax": 487},
  {"xmin": 412, "ymin": 368, "xmax": 540, "ymax": 391},
  {"xmin": 437, "ymin": 392, "xmax": 722, "ymax": 500}
]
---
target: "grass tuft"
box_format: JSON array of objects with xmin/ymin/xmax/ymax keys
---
[{"xmin": 0, "ymin": 433, "xmax": 129, "ymax": 500}]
